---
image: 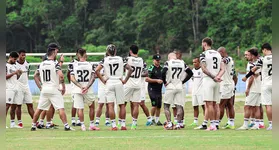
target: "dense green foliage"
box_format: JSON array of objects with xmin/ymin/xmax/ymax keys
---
[{"xmin": 7, "ymin": 0, "xmax": 271, "ymax": 72}]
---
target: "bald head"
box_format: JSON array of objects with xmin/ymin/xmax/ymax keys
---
[
  {"xmin": 168, "ymin": 52, "xmax": 176, "ymax": 60},
  {"xmin": 217, "ymin": 47, "xmax": 227, "ymax": 57}
]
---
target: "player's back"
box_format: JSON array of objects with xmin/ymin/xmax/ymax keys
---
[
  {"xmin": 125, "ymin": 56, "xmax": 144, "ymax": 88},
  {"xmin": 102, "ymin": 56, "xmax": 124, "ymax": 81},
  {"xmin": 38, "ymin": 60, "xmax": 60, "ymax": 93},
  {"xmin": 192, "ymin": 67, "xmax": 203, "ymax": 95},
  {"xmin": 165, "ymin": 59, "xmax": 185, "ymax": 89},
  {"xmin": 200, "ymin": 50, "xmax": 222, "ymax": 77},
  {"xmin": 260, "ymin": 55, "xmax": 272, "ymax": 86},
  {"xmin": 71, "ymin": 61, "xmax": 93, "ymax": 93},
  {"xmin": 221, "ymin": 56, "xmax": 234, "ymax": 85}
]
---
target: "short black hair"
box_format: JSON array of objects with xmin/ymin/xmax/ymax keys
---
[
  {"xmin": 261, "ymin": 43, "xmax": 272, "ymax": 51},
  {"xmin": 248, "ymin": 48, "xmax": 258, "ymax": 57},
  {"xmin": 18, "ymin": 49, "xmax": 26, "ymax": 54},
  {"xmin": 9, "ymin": 51, "xmax": 19, "ymax": 58},
  {"xmin": 77, "ymin": 48, "xmax": 86, "ymax": 57},
  {"xmin": 202, "ymin": 37, "xmax": 213, "ymax": 46},
  {"xmin": 130, "ymin": 45, "xmax": 139, "ymax": 54}
]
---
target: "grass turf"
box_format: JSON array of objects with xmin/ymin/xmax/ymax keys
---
[{"xmin": 6, "ymin": 96, "xmax": 271, "ymax": 150}]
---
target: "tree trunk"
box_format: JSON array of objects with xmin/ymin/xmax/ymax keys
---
[{"xmin": 191, "ymin": 0, "xmax": 197, "ymax": 50}]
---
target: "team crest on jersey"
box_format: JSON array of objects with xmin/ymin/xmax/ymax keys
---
[
  {"xmin": 198, "ymin": 72, "xmax": 200, "ymax": 75},
  {"xmin": 25, "ymin": 66, "xmax": 29, "ymax": 70},
  {"xmin": 9, "ymin": 69, "xmax": 14, "ymax": 73},
  {"xmin": 267, "ymin": 57, "xmax": 272, "ymax": 60},
  {"xmin": 8, "ymin": 98, "xmax": 11, "ymax": 102}
]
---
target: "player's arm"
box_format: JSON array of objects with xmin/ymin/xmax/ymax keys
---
[
  {"xmin": 215, "ymin": 62, "xmax": 225, "ymax": 80},
  {"xmin": 161, "ymin": 66, "xmax": 168, "ymax": 85},
  {"xmin": 121, "ymin": 64, "xmax": 133, "ymax": 84},
  {"xmin": 34, "ymin": 69, "xmax": 42, "ymax": 91},
  {"xmin": 200, "ymin": 61, "xmax": 215, "ymax": 79},
  {"xmin": 6, "ymin": 66, "xmax": 17, "ymax": 79},
  {"xmin": 56, "ymin": 64, "xmax": 66, "ymax": 95},
  {"xmin": 58, "ymin": 54, "xmax": 64, "ymax": 67},
  {"xmin": 141, "ymin": 62, "xmax": 148, "ymax": 77},
  {"xmin": 242, "ymin": 59, "xmax": 262, "ymax": 81},
  {"xmin": 245, "ymin": 75, "xmax": 254, "ymax": 96},
  {"xmin": 85, "ymin": 72, "xmax": 96, "ymax": 90},
  {"xmin": 182, "ymin": 66, "xmax": 193, "ymax": 84},
  {"xmin": 145, "ymin": 65, "xmax": 162, "ymax": 84},
  {"xmin": 95, "ymin": 64, "xmax": 106, "ymax": 84}
]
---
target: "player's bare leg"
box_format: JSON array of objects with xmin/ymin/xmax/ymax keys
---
[
  {"xmin": 163, "ymin": 103, "xmax": 172, "ymax": 130},
  {"xmin": 131, "ymin": 102, "xmax": 139, "ymax": 129},
  {"xmin": 215, "ymin": 103, "xmax": 220, "ymax": 129},
  {"xmin": 150, "ymin": 106, "xmax": 156, "ymax": 124},
  {"xmin": 224, "ymin": 97, "xmax": 235, "ymax": 129},
  {"xmin": 259, "ymin": 104, "xmax": 265, "ymax": 128},
  {"xmin": 16, "ymin": 105, "xmax": 22, "ymax": 127},
  {"xmin": 219, "ymin": 99, "xmax": 227, "ymax": 124},
  {"xmin": 6, "ymin": 104, "xmax": 11, "ymax": 128},
  {"xmin": 205, "ymin": 101, "xmax": 216, "ymax": 131},
  {"xmin": 248, "ymin": 106, "xmax": 256, "ymax": 127},
  {"xmin": 118, "ymin": 104, "xmax": 127, "ymax": 130},
  {"xmin": 89, "ymin": 102, "xmax": 99, "ymax": 130},
  {"xmin": 191, "ymin": 106, "xmax": 199, "ymax": 126},
  {"xmin": 237, "ymin": 105, "xmax": 251, "ymax": 130},
  {"xmin": 45, "ymin": 104, "xmax": 56, "ymax": 129},
  {"xmin": 139, "ymin": 100, "xmax": 152, "ymax": 125},
  {"xmin": 26, "ymin": 104, "xmax": 34, "ymax": 119},
  {"xmin": 77, "ymin": 108, "xmax": 85, "ymax": 131},
  {"xmin": 107, "ymin": 102, "xmax": 117, "ymax": 130},
  {"xmin": 71, "ymin": 104, "xmax": 77, "ymax": 126},
  {"xmin": 95, "ymin": 102, "xmax": 104, "ymax": 126},
  {"xmin": 195, "ymin": 103, "xmax": 208, "ymax": 130},
  {"xmin": 56, "ymin": 108, "xmax": 73, "ymax": 131},
  {"xmin": 31, "ymin": 108, "xmax": 44, "ymax": 130},
  {"xmin": 155, "ymin": 107, "xmax": 162, "ymax": 125},
  {"xmin": 174, "ymin": 105, "xmax": 183, "ymax": 130},
  {"xmin": 10, "ymin": 104, "xmax": 19, "ymax": 128},
  {"xmin": 265, "ymin": 105, "xmax": 272, "ymax": 130},
  {"xmin": 105, "ymin": 104, "xmax": 110, "ymax": 125},
  {"xmin": 172, "ymin": 106, "xmax": 177, "ymax": 124},
  {"xmin": 250, "ymin": 106, "xmax": 260, "ymax": 130}
]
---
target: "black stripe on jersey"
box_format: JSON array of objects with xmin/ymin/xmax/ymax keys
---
[
  {"xmin": 184, "ymin": 63, "xmax": 189, "ymax": 71},
  {"xmin": 199, "ymin": 53, "xmax": 205, "ymax": 62},
  {"xmin": 163, "ymin": 62, "xmax": 168, "ymax": 68},
  {"xmin": 256, "ymin": 59, "xmax": 263, "ymax": 67},
  {"xmin": 99, "ymin": 58, "xmax": 104, "ymax": 66},
  {"xmin": 223, "ymin": 57, "xmax": 231, "ymax": 64}
]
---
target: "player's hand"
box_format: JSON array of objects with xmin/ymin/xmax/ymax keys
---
[
  {"xmin": 245, "ymin": 89, "xmax": 250, "ymax": 97},
  {"xmin": 60, "ymin": 88, "xmax": 66, "ymax": 95},
  {"xmin": 16, "ymin": 70, "xmax": 23, "ymax": 76},
  {"xmin": 157, "ymin": 79, "xmax": 163, "ymax": 84},
  {"xmin": 120, "ymin": 78, "xmax": 127, "ymax": 84},
  {"xmin": 242, "ymin": 77, "xmax": 247, "ymax": 82},
  {"xmin": 81, "ymin": 86, "xmax": 89, "ymax": 94},
  {"xmin": 102, "ymin": 78, "xmax": 108, "ymax": 85},
  {"xmin": 213, "ymin": 76, "xmax": 222, "ymax": 82},
  {"xmin": 59, "ymin": 54, "xmax": 64, "ymax": 62}
]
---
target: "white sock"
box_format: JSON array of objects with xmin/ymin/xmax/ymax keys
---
[
  {"xmin": 121, "ymin": 119, "xmax": 126, "ymax": 127},
  {"xmin": 95, "ymin": 117, "xmax": 100, "ymax": 123},
  {"xmin": 244, "ymin": 118, "xmax": 249, "ymax": 127},
  {"xmin": 174, "ymin": 117, "xmax": 177, "ymax": 122},
  {"xmin": 155, "ymin": 117, "xmax": 159, "ymax": 123},
  {"xmin": 32, "ymin": 123, "xmax": 36, "ymax": 127},
  {"xmin": 80, "ymin": 122, "xmax": 84, "ymax": 126},
  {"xmin": 215, "ymin": 120, "xmax": 220, "ymax": 126},
  {"xmin": 255, "ymin": 119, "xmax": 260, "ymax": 128},
  {"xmin": 202, "ymin": 120, "xmax": 208, "ymax": 126},
  {"xmin": 39, "ymin": 119, "xmax": 44, "ymax": 125},
  {"xmin": 250, "ymin": 118, "xmax": 255, "ymax": 124},
  {"xmin": 147, "ymin": 116, "xmax": 152, "ymax": 122},
  {"xmin": 152, "ymin": 116, "xmax": 155, "ymax": 120},
  {"xmin": 18, "ymin": 120, "xmax": 22, "ymax": 124},
  {"xmin": 118, "ymin": 119, "xmax": 122, "ymax": 125},
  {"xmin": 90, "ymin": 120, "xmax": 94, "ymax": 127},
  {"xmin": 64, "ymin": 123, "xmax": 70, "ymax": 128},
  {"xmin": 210, "ymin": 121, "xmax": 215, "ymax": 128},
  {"xmin": 167, "ymin": 121, "xmax": 172, "ymax": 127},
  {"xmin": 46, "ymin": 122, "xmax": 51, "ymax": 127},
  {"xmin": 260, "ymin": 120, "xmax": 264, "ymax": 126},
  {"xmin": 77, "ymin": 119, "xmax": 80, "ymax": 124},
  {"xmin": 269, "ymin": 121, "xmax": 272, "ymax": 127},
  {"xmin": 229, "ymin": 118, "xmax": 234, "ymax": 126},
  {"xmin": 111, "ymin": 120, "xmax": 116, "ymax": 128},
  {"xmin": 50, "ymin": 118, "xmax": 53, "ymax": 124},
  {"xmin": 10, "ymin": 120, "xmax": 15, "ymax": 125},
  {"xmin": 105, "ymin": 118, "xmax": 110, "ymax": 123},
  {"xmin": 227, "ymin": 118, "xmax": 230, "ymax": 124},
  {"xmin": 132, "ymin": 118, "xmax": 137, "ymax": 125},
  {"xmin": 194, "ymin": 117, "xmax": 198, "ymax": 124}
]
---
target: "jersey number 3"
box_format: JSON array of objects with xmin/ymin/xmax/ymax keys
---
[{"xmin": 213, "ymin": 57, "xmax": 218, "ymax": 69}]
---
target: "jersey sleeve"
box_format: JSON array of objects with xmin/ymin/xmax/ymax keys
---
[
  {"xmin": 68, "ymin": 62, "xmax": 73, "ymax": 72},
  {"xmin": 123, "ymin": 57, "xmax": 128, "ymax": 67},
  {"xmin": 92, "ymin": 63, "xmax": 98, "ymax": 73},
  {"xmin": 99, "ymin": 58, "xmax": 105, "ymax": 67},
  {"xmin": 256, "ymin": 58, "xmax": 263, "ymax": 67},
  {"xmin": 199, "ymin": 52, "xmax": 206, "ymax": 63},
  {"xmin": 184, "ymin": 63, "xmax": 189, "ymax": 71},
  {"xmin": 163, "ymin": 62, "xmax": 169, "ymax": 69},
  {"xmin": 223, "ymin": 57, "xmax": 231, "ymax": 64},
  {"xmin": 55, "ymin": 63, "xmax": 62, "ymax": 72}
]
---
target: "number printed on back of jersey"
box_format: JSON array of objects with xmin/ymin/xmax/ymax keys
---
[
  {"xmin": 165, "ymin": 59, "xmax": 186, "ymax": 89},
  {"xmin": 125, "ymin": 56, "xmax": 144, "ymax": 87},
  {"xmin": 100, "ymin": 56, "xmax": 124, "ymax": 79}
]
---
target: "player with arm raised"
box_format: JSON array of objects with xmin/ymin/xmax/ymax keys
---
[
  {"xmin": 95, "ymin": 44, "xmax": 133, "ymax": 130},
  {"xmin": 242, "ymin": 43, "xmax": 272, "ymax": 130},
  {"xmin": 199, "ymin": 37, "xmax": 225, "ymax": 131},
  {"xmin": 70, "ymin": 48, "xmax": 99, "ymax": 131},
  {"xmin": 31, "ymin": 45, "xmax": 74, "ymax": 131}
]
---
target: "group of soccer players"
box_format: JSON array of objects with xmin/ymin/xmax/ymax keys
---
[{"xmin": 6, "ymin": 37, "xmax": 272, "ymax": 131}]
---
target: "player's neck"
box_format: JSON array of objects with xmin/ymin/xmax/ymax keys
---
[
  {"xmin": 204, "ymin": 46, "xmax": 211, "ymax": 51},
  {"xmin": 265, "ymin": 52, "xmax": 272, "ymax": 56},
  {"xmin": 47, "ymin": 55, "xmax": 55, "ymax": 60},
  {"xmin": 130, "ymin": 54, "xmax": 138, "ymax": 57},
  {"xmin": 195, "ymin": 67, "xmax": 200, "ymax": 70},
  {"xmin": 154, "ymin": 63, "xmax": 160, "ymax": 67},
  {"xmin": 17, "ymin": 59, "xmax": 25, "ymax": 64},
  {"xmin": 79, "ymin": 58, "xmax": 86, "ymax": 62}
]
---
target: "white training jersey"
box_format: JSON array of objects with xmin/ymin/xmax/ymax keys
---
[
  {"xmin": 16, "ymin": 60, "xmax": 30, "ymax": 90},
  {"xmin": 248, "ymin": 60, "xmax": 261, "ymax": 93},
  {"xmin": 70, "ymin": 61, "xmax": 94, "ymax": 94},
  {"xmin": 68, "ymin": 59, "xmax": 79, "ymax": 91},
  {"xmin": 256, "ymin": 54, "xmax": 272, "ymax": 86},
  {"xmin": 92, "ymin": 62, "xmax": 106, "ymax": 90},
  {"xmin": 192, "ymin": 67, "xmax": 203, "ymax": 95},
  {"xmin": 38, "ymin": 60, "xmax": 61, "ymax": 93},
  {"xmin": 221, "ymin": 56, "xmax": 234, "ymax": 85},
  {"xmin": 6, "ymin": 63, "xmax": 18, "ymax": 90},
  {"xmin": 124, "ymin": 56, "xmax": 144, "ymax": 88},
  {"xmin": 164, "ymin": 59, "xmax": 187, "ymax": 89},
  {"xmin": 200, "ymin": 50, "xmax": 222, "ymax": 77},
  {"xmin": 99, "ymin": 56, "xmax": 125, "ymax": 81}
]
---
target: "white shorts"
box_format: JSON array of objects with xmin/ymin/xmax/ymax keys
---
[
  {"xmin": 6, "ymin": 89, "xmax": 18, "ymax": 104},
  {"xmin": 37, "ymin": 89, "xmax": 64, "ymax": 110},
  {"xmin": 105, "ymin": 80, "xmax": 125, "ymax": 105},
  {"xmin": 203, "ymin": 77, "xmax": 220, "ymax": 103},
  {"xmin": 124, "ymin": 87, "xmax": 141, "ymax": 103},
  {"xmin": 140, "ymin": 84, "xmax": 146, "ymax": 101},
  {"xmin": 14, "ymin": 89, "xmax": 33, "ymax": 105},
  {"xmin": 220, "ymin": 84, "xmax": 234, "ymax": 99},
  {"xmin": 172, "ymin": 87, "xmax": 186, "ymax": 108},
  {"xmin": 73, "ymin": 93, "xmax": 95, "ymax": 109},
  {"xmin": 245, "ymin": 92, "xmax": 261, "ymax": 106},
  {"xmin": 164, "ymin": 88, "xmax": 184, "ymax": 107},
  {"xmin": 192, "ymin": 95, "xmax": 204, "ymax": 106},
  {"xmin": 261, "ymin": 85, "xmax": 272, "ymax": 105}
]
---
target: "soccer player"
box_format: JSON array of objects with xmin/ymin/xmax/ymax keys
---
[
  {"xmin": 95, "ymin": 44, "xmax": 132, "ymax": 130},
  {"xmin": 124, "ymin": 45, "xmax": 145, "ymax": 129},
  {"xmin": 146, "ymin": 54, "xmax": 164, "ymax": 126},
  {"xmin": 6, "ymin": 51, "xmax": 22, "ymax": 128},
  {"xmin": 199, "ymin": 37, "xmax": 225, "ymax": 131},
  {"xmin": 189, "ymin": 57, "xmax": 205, "ymax": 127},
  {"xmin": 15, "ymin": 50, "xmax": 35, "ymax": 128},
  {"xmin": 237, "ymin": 48, "xmax": 261, "ymax": 130},
  {"xmin": 31, "ymin": 44, "xmax": 74, "ymax": 131},
  {"xmin": 242, "ymin": 43, "xmax": 272, "ymax": 130},
  {"xmin": 70, "ymin": 48, "xmax": 99, "ymax": 131},
  {"xmin": 162, "ymin": 52, "xmax": 193, "ymax": 130},
  {"xmin": 217, "ymin": 47, "xmax": 236, "ymax": 129}
]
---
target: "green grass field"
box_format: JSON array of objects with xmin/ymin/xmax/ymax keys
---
[{"xmin": 6, "ymin": 96, "xmax": 272, "ymax": 150}]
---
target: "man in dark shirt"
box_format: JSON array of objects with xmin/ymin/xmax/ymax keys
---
[{"xmin": 146, "ymin": 54, "xmax": 163, "ymax": 126}]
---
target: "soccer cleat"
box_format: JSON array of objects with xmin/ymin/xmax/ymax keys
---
[
  {"xmin": 111, "ymin": 127, "xmax": 118, "ymax": 131},
  {"xmin": 36, "ymin": 124, "xmax": 45, "ymax": 129},
  {"xmin": 248, "ymin": 123, "xmax": 255, "ymax": 128},
  {"xmin": 121, "ymin": 126, "xmax": 127, "ymax": 130},
  {"xmin": 31, "ymin": 127, "xmax": 36, "ymax": 131},
  {"xmin": 18, "ymin": 123, "xmax": 23, "ymax": 128},
  {"xmin": 152, "ymin": 120, "xmax": 156, "ymax": 125},
  {"xmin": 72, "ymin": 122, "xmax": 76, "ymax": 126},
  {"xmin": 81, "ymin": 126, "xmax": 86, "ymax": 131},
  {"xmin": 89, "ymin": 126, "xmax": 100, "ymax": 131},
  {"xmin": 145, "ymin": 121, "xmax": 152, "ymax": 126},
  {"xmin": 10, "ymin": 124, "xmax": 23, "ymax": 129},
  {"xmin": 250, "ymin": 126, "xmax": 259, "ymax": 130},
  {"xmin": 179, "ymin": 124, "xmax": 185, "ymax": 128},
  {"xmin": 131, "ymin": 124, "xmax": 137, "ymax": 130},
  {"xmin": 76, "ymin": 123, "xmax": 82, "ymax": 126},
  {"xmin": 206, "ymin": 126, "xmax": 217, "ymax": 131},
  {"xmin": 105, "ymin": 122, "xmax": 111, "ymax": 127},
  {"xmin": 237, "ymin": 125, "xmax": 249, "ymax": 130},
  {"xmin": 65, "ymin": 127, "xmax": 75, "ymax": 131},
  {"xmin": 52, "ymin": 123, "xmax": 59, "ymax": 127},
  {"xmin": 156, "ymin": 121, "xmax": 163, "ymax": 126},
  {"xmin": 216, "ymin": 125, "xmax": 219, "ymax": 130},
  {"xmin": 95, "ymin": 122, "xmax": 99, "ymax": 127},
  {"xmin": 194, "ymin": 125, "xmax": 207, "ymax": 130},
  {"xmin": 259, "ymin": 124, "xmax": 265, "ymax": 129},
  {"xmin": 266, "ymin": 126, "xmax": 272, "ymax": 131},
  {"xmin": 223, "ymin": 123, "xmax": 229, "ymax": 128},
  {"xmin": 189, "ymin": 122, "xmax": 198, "ymax": 127},
  {"xmin": 222, "ymin": 124, "xmax": 235, "ymax": 129},
  {"xmin": 174, "ymin": 126, "xmax": 181, "ymax": 130}
]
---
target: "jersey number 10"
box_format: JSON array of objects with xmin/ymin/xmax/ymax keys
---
[{"xmin": 42, "ymin": 69, "xmax": 51, "ymax": 82}]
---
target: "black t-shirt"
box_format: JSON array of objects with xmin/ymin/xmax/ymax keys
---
[{"xmin": 147, "ymin": 64, "xmax": 163, "ymax": 92}]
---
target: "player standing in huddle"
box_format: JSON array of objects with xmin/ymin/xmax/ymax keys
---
[
  {"xmin": 6, "ymin": 52, "xmax": 22, "ymax": 129},
  {"xmin": 70, "ymin": 48, "xmax": 99, "ymax": 131},
  {"xmin": 217, "ymin": 47, "xmax": 236, "ymax": 129},
  {"xmin": 31, "ymin": 45, "xmax": 74, "ymax": 131},
  {"xmin": 189, "ymin": 57, "xmax": 205, "ymax": 127},
  {"xmin": 162, "ymin": 53, "xmax": 193, "ymax": 130},
  {"xmin": 95, "ymin": 44, "xmax": 133, "ymax": 130},
  {"xmin": 15, "ymin": 50, "xmax": 35, "ymax": 128},
  {"xmin": 243, "ymin": 43, "xmax": 272, "ymax": 130},
  {"xmin": 199, "ymin": 37, "xmax": 225, "ymax": 131},
  {"xmin": 124, "ymin": 45, "xmax": 145, "ymax": 129}
]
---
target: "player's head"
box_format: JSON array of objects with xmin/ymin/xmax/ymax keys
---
[
  {"xmin": 129, "ymin": 44, "xmax": 139, "ymax": 56},
  {"xmin": 106, "ymin": 44, "xmax": 117, "ymax": 56},
  {"xmin": 9, "ymin": 51, "xmax": 19, "ymax": 64},
  {"xmin": 152, "ymin": 54, "xmax": 161, "ymax": 66},
  {"xmin": 261, "ymin": 43, "xmax": 272, "ymax": 55},
  {"xmin": 247, "ymin": 48, "xmax": 258, "ymax": 61},
  {"xmin": 173, "ymin": 50, "xmax": 182, "ymax": 59},
  {"xmin": 18, "ymin": 49, "xmax": 26, "ymax": 62},
  {"xmin": 193, "ymin": 57, "xmax": 200, "ymax": 68},
  {"xmin": 47, "ymin": 43, "xmax": 60, "ymax": 57},
  {"xmin": 244, "ymin": 50, "xmax": 250, "ymax": 61},
  {"xmin": 202, "ymin": 37, "xmax": 213, "ymax": 51},
  {"xmin": 217, "ymin": 47, "xmax": 227, "ymax": 57},
  {"xmin": 77, "ymin": 48, "xmax": 87, "ymax": 60},
  {"xmin": 168, "ymin": 52, "xmax": 176, "ymax": 60}
]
